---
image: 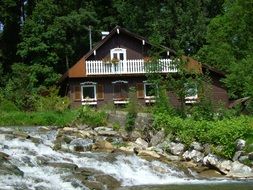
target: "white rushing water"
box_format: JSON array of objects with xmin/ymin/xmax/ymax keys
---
[{"xmin": 0, "ymin": 127, "xmax": 229, "ymax": 190}]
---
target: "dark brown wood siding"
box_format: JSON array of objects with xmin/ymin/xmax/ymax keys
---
[
  {"xmin": 67, "ymin": 74, "xmax": 229, "ymax": 108},
  {"xmin": 87, "ymin": 33, "xmax": 151, "ymax": 61}
]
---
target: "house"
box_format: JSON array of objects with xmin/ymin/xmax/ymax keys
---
[{"xmin": 60, "ymin": 26, "xmax": 229, "ymax": 108}]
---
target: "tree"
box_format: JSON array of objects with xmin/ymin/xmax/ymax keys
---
[
  {"xmin": 197, "ymin": 0, "xmax": 253, "ymax": 99},
  {"xmin": 0, "ymin": 0, "xmax": 22, "ymax": 72},
  {"xmin": 18, "ymin": 0, "xmax": 98, "ymax": 73}
]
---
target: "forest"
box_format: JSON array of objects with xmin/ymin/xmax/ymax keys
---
[{"xmin": 0, "ymin": 0, "xmax": 253, "ymax": 111}]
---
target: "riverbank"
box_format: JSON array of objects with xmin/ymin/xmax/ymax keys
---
[{"xmin": 1, "ymin": 126, "xmax": 253, "ymax": 190}]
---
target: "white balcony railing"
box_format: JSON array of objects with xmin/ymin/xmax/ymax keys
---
[{"xmin": 85, "ymin": 59, "xmax": 177, "ymax": 75}]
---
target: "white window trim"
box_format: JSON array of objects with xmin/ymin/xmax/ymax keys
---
[
  {"xmin": 81, "ymin": 82, "xmax": 97, "ymax": 105},
  {"xmin": 112, "ymin": 80, "xmax": 129, "ymax": 104},
  {"xmin": 110, "ymin": 48, "xmax": 126, "ymax": 61},
  {"xmin": 185, "ymin": 84, "xmax": 198, "ymax": 104},
  {"xmin": 144, "ymin": 82, "xmax": 157, "ymax": 102}
]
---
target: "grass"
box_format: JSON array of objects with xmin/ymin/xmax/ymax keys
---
[{"xmin": 0, "ymin": 110, "xmax": 78, "ymax": 127}]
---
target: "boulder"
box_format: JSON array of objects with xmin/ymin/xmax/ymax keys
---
[
  {"xmin": 129, "ymin": 130, "xmax": 142, "ymax": 141},
  {"xmin": 97, "ymin": 130, "xmax": 119, "ymax": 137},
  {"xmin": 47, "ymin": 162, "xmax": 78, "ymax": 170},
  {"xmin": 135, "ymin": 138, "xmax": 149, "ymax": 149},
  {"xmin": 233, "ymin": 151, "xmax": 245, "ymax": 161},
  {"xmin": 150, "ymin": 130, "xmax": 165, "ymax": 146},
  {"xmin": 218, "ymin": 160, "xmax": 232, "ymax": 174},
  {"xmin": 94, "ymin": 126, "xmax": 113, "ymax": 132},
  {"xmin": 69, "ymin": 138, "xmax": 93, "ymax": 152},
  {"xmin": 183, "ymin": 150, "xmax": 204, "ymax": 163},
  {"xmin": 235, "ymin": 139, "xmax": 246, "ymax": 151},
  {"xmin": 203, "ymin": 154, "xmax": 220, "ymax": 167},
  {"xmin": 190, "ymin": 142, "xmax": 204, "ymax": 152},
  {"xmin": 0, "ymin": 152, "xmax": 24, "ymax": 176},
  {"xmin": 203, "ymin": 143, "xmax": 211, "ymax": 155},
  {"xmin": 12, "ymin": 131, "xmax": 30, "ymax": 139},
  {"xmin": 138, "ymin": 150, "xmax": 161, "ymax": 159},
  {"xmin": 169, "ymin": 142, "xmax": 185, "ymax": 156},
  {"xmin": 227, "ymin": 161, "xmax": 253, "ymax": 178},
  {"xmin": 92, "ymin": 140, "xmax": 114, "ymax": 152},
  {"xmin": 248, "ymin": 152, "xmax": 253, "ymax": 161},
  {"xmin": 239, "ymin": 155, "xmax": 249, "ymax": 163},
  {"xmin": 163, "ymin": 153, "xmax": 181, "ymax": 161}
]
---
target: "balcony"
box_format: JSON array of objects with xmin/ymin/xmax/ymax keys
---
[{"xmin": 85, "ymin": 59, "xmax": 177, "ymax": 75}]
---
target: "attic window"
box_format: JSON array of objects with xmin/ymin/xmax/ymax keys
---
[{"xmin": 110, "ymin": 48, "xmax": 126, "ymax": 61}]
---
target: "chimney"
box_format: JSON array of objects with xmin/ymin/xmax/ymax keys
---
[{"xmin": 101, "ymin": 31, "xmax": 109, "ymax": 39}]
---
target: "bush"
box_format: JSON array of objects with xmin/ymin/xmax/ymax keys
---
[
  {"xmin": 76, "ymin": 106, "xmax": 107, "ymax": 127},
  {"xmin": 34, "ymin": 87, "xmax": 70, "ymax": 112},
  {"xmin": 153, "ymin": 112, "xmax": 253, "ymax": 158},
  {"xmin": 125, "ymin": 87, "xmax": 137, "ymax": 132},
  {"xmin": 0, "ymin": 99, "xmax": 20, "ymax": 112}
]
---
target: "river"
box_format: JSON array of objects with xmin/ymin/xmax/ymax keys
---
[{"xmin": 0, "ymin": 126, "xmax": 253, "ymax": 190}]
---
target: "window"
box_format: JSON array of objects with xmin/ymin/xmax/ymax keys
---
[
  {"xmin": 185, "ymin": 83, "xmax": 198, "ymax": 103},
  {"xmin": 110, "ymin": 48, "xmax": 126, "ymax": 61},
  {"xmin": 144, "ymin": 82, "xmax": 157, "ymax": 103},
  {"xmin": 112, "ymin": 80, "xmax": 128, "ymax": 104},
  {"xmin": 81, "ymin": 82, "xmax": 97, "ymax": 105}
]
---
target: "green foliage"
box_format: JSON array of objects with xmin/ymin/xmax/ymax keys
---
[
  {"xmin": 3, "ymin": 63, "xmax": 59, "ymax": 110},
  {"xmin": 0, "ymin": 110, "xmax": 78, "ymax": 126},
  {"xmin": 112, "ymin": 122, "xmax": 121, "ymax": 131},
  {"xmin": 34, "ymin": 87, "xmax": 70, "ymax": 113},
  {"xmin": 76, "ymin": 106, "xmax": 107, "ymax": 127},
  {"xmin": 153, "ymin": 112, "xmax": 253, "ymax": 158},
  {"xmin": 125, "ymin": 87, "xmax": 137, "ymax": 132},
  {"xmin": 0, "ymin": 99, "xmax": 19, "ymax": 112}
]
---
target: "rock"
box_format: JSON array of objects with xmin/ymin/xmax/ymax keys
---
[
  {"xmin": 0, "ymin": 154, "xmax": 24, "ymax": 176},
  {"xmin": 190, "ymin": 142, "xmax": 204, "ymax": 151},
  {"xmin": 39, "ymin": 126, "xmax": 50, "ymax": 131},
  {"xmin": 203, "ymin": 143, "xmax": 211, "ymax": 155},
  {"xmin": 203, "ymin": 154, "xmax": 219, "ymax": 167},
  {"xmin": 97, "ymin": 130, "xmax": 119, "ymax": 137},
  {"xmin": 134, "ymin": 112, "xmax": 152, "ymax": 130},
  {"xmin": 119, "ymin": 146, "xmax": 134, "ymax": 153},
  {"xmin": 147, "ymin": 146, "xmax": 164, "ymax": 154},
  {"xmin": 62, "ymin": 127, "xmax": 78, "ymax": 133},
  {"xmin": 227, "ymin": 161, "xmax": 253, "ymax": 178},
  {"xmin": 236, "ymin": 139, "xmax": 246, "ymax": 151},
  {"xmin": 150, "ymin": 130, "xmax": 165, "ymax": 146},
  {"xmin": 233, "ymin": 151, "xmax": 245, "ymax": 161},
  {"xmin": 169, "ymin": 142, "xmax": 185, "ymax": 156},
  {"xmin": 80, "ymin": 130, "xmax": 97, "ymax": 138},
  {"xmin": 248, "ymin": 152, "xmax": 253, "ymax": 161},
  {"xmin": 69, "ymin": 138, "xmax": 93, "ymax": 152},
  {"xmin": 239, "ymin": 156, "xmax": 249, "ymax": 163},
  {"xmin": 129, "ymin": 130, "xmax": 142, "ymax": 141},
  {"xmin": 135, "ymin": 138, "xmax": 149, "ymax": 149},
  {"xmin": 163, "ymin": 153, "xmax": 181, "ymax": 161},
  {"xmin": 218, "ymin": 160, "xmax": 232, "ymax": 174},
  {"xmin": 47, "ymin": 162, "xmax": 78, "ymax": 170},
  {"xmin": 12, "ymin": 131, "xmax": 30, "ymax": 139},
  {"xmin": 94, "ymin": 126, "xmax": 113, "ymax": 132},
  {"xmin": 62, "ymin": 135, "xmax": 73, "ymax": 144},
  {"xmin": 183, "ymin": 150, "xmax": 204, "ymax": 163},
  {"xmin": 199, "ymin": 169, "xmax": 223, "ymax": 178},
  {"xmin": 94, "ymin": 174, "xmax": 121, "ymax": 190},
  {"xmin": 92, "ymin": 140, "xmax": 114, "ymax": 152},
  {"xmin": 138, "ymin": 150, "xmax": 161, "ymax": 159}
]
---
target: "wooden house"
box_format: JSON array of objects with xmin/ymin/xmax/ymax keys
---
[{"xmin": 60, "ymin": 26, "xmax": 229, "ymax": 108}]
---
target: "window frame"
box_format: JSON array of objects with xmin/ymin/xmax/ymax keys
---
[
  {"xmin": 112, "ymin": 80, "xmax": 129, "ymax": 104},
  {"xmin": 110, "ymin": 48, "xmax": 127, "ymax": 61},
  {"xmin": 185, "ymin": 83, "xmax": 198, "ymax": 104},
  {"xmin": 81, "ymin": 82, "xmax": 97, "ymax": 105},
  {"xmin": 144, "ymin": 82, "xmax": 157, "ymax": 103}
]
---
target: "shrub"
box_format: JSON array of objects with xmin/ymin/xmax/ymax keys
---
[
  {"xmin": 76, "ymin": 106, "xmax": 107, "ymax": 127},
  {"xmin": 34, "ymin": 87, "xmax": 70, "ymax": 112},
  {"xmin": 153, "ymin": 112, "xmax": 253, "ymax": 158},
  {"xmin": 125, "ymin": 87, "xmax": 137, "ymax": 132},
  {"xmin": 0, "ymin": 99, "xmax": 20, "ymax": 112}
]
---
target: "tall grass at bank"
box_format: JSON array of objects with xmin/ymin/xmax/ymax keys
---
[
  {"xmin": 0, "ymin": 110, "xmax": 78, "ymax": 126},
  {"xmin": 153, "ymin": 113, "xmax": 253, "ymax": 158}
]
